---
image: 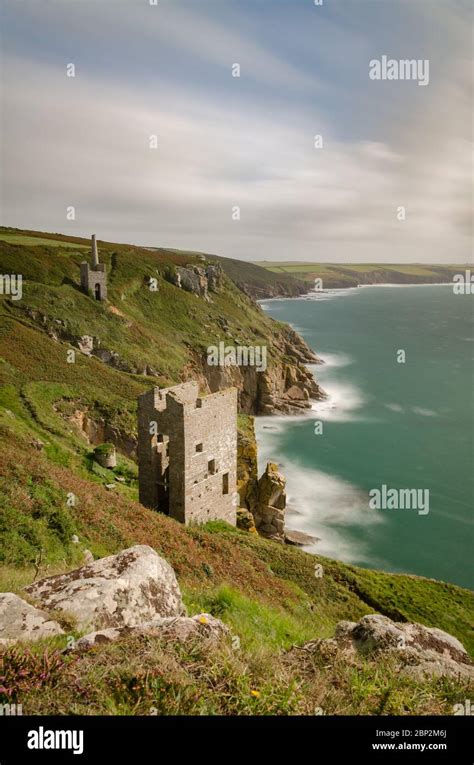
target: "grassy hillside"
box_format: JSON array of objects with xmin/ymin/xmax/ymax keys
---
[
  {"xmin": 0, "ymin": 227, "xmax": 472, "ymax": 716},
  {"xmin": 0, "ymin": 424, "xmax": 472, "ymax": 715},
  {"xmin": 0, "ymin": 227, "xmax": 283, "ymax": 387},
  {"xmin": 0, "ymin": 227, "xmax": 315, "ymax": 430},
  {"xmin": 254, "ymin": 262, "xmax": 466, "ymax": 289},
  {"xmin": 212, "ymin": 254, "xmax": 307, "ymax": 298}
]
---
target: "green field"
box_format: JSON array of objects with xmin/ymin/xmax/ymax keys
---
[
  {"xmin": 253, "ymin": 261, "xmax": 466, "ymax": 288},
  {"xmin": 0, "ymin": 233, "xmax": 88, "ymax": 249}
]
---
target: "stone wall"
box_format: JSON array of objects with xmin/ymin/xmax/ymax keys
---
[
  {"xmin": 80, "ymin": 262, "xmax": 107, "ymax": 301},
  {"xmin": 138, "ymin": 382, "xmax": 237, "ymax": 526}
]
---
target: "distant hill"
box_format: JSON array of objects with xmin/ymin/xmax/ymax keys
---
[
  {"xmin": 254, "ymin": 261, "xmax": 467, "ymax": 289},
  {"xmin": 212, "ymin": 254, "xmax": 308, "ymax": 298}
]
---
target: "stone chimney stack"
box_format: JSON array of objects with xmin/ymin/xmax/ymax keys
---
[{"xmin": 91, "ymin": 234, "xmax": 99, "ymax": 267}]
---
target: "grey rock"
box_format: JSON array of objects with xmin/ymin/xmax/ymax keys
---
[
  {"xmin": 0, "ymin": 593, "xmax": 64, "ymax": 646},
  {"xmin": 77, "ymin": 335, "xmax": 94, "ymax": 355},
  {"xmin": 24, "ymin": 545, "xmax": 186, "ymax": 633},
  {"xmin": 73, "ymin": 613, "xmax": 229, "ymax": 651},
  {"xmin": 284, "ymin": 529, "xmax": 319, "ymax": 547},
  {"xmin": 306, "ymin": 614, "xmax": 474, "ymax": 680}
]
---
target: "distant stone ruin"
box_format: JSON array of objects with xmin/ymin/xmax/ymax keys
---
[
  {"xmin": 80, "ymin": 234, "xmax": 107, "ymax": 301},
  {"xmin": 138, "ymin": 382, "xmax": 237, "ymax": 526}
]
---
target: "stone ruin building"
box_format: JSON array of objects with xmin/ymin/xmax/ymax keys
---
[
  {"xmin": 138, "ymin": 382, "xmax": 237, "ymax": 526},
  {"xmin": 80, "ymin": 234, "xmax": 107, "ymax": 301}
]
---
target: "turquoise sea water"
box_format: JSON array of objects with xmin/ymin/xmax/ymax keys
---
[{"xmin": 257, "ymin": 285, "xmax": 474, "ymax": 589}]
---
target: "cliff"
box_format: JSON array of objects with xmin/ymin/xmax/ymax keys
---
[{"xmin": 0, "ymin": 228, "xmax": 324, "ymax": 420}]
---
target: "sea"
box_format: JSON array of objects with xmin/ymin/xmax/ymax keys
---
[{"xmin": 257, "ymin": 284, "xmax": 474, "ymax": 590}]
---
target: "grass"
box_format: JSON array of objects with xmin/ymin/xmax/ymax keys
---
[
  {"xmin": 1, "ymin": 425, "xmax": 472, "ymax": 656},
  {"xmin": 0, "ymin": 226, "xmax": 473, "ymax": 716},
  {"xmin": 0, "ymin": 234, "xmax": 88, "ymax": 248},
  {"xmin": 183, "ymin": 583, "xmax": 318, "ymax": 652},
  {"xmin": 1, "ymin": 630, "xmax": 471, "ymax": 716},
  {"xmin": 253, "ymin": 262, "xmax": 465, "ymax": 287}
]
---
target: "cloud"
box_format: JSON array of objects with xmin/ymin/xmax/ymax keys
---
[{"xmin": 0, "ymin": 1, "xmax": 472, "ymax": 263}]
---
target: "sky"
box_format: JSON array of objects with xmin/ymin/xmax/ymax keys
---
[{"xmin": 0, "ymin": 0, "xmax": 472, "ymax": 263}]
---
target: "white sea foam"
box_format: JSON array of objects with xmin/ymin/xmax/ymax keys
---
[
  {"xmin": 304, "ymin": 288, "xmax": 359, "ymax": 301},
  {"xmin": 314, "ymin": 351, "xmax": 353, "ymax": 369},
  {"xmin": 412, "ymin": 407, "xmax": 438, "ymax": 417},
  {"xmin": 385, "ymin": 403, "xmax": 404, "ymax": 413},
  {"xmin": 310, "ymin": 380, "xmax": 366, "ymax": 422},
  {"xmin": 358, "ymin": 282, "xmax": 453, "ymax": 288},
  {"xmin": 255, "ymin": 418, "xmax": 386, "ymax": 565}
]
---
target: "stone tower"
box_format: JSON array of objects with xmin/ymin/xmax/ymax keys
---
[
  {"xmin": 138, "ymin": 382, "xmax": 237, "ymax": 526},
  {"xmin": 80, "ymin": 234, "xmax": 107, "ymax": 301}
]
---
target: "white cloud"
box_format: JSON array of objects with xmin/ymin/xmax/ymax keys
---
[{"xmin": 1, "ymin": 1, "xmax": 472, "ymax": 264}]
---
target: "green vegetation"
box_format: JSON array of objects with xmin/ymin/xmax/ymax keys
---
[
  {"xmin": 0, "ymin": 234, "xmax": 88, "ymax": 249},
  {"xmin": 0, "ymin": 425, "xmax": 472, "ymax": 656},
  {"xmin": 0, "ymin": 227, "xmax": 472, "ymax": 716},
  {"xmin": 254, "ymin": 262, "xmax": 465, "ymax": 289},
  {"xmin": 1, "ymin": 632, "xmax": 470, "ymax": 716}
]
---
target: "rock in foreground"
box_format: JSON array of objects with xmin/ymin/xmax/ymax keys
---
[
  {"xmin": 24, "ymin": 545, "xmax": 186, "ymax": 633},
  {"xmin": 73, "ymin": 613, "xmax": 230, "ymax": 651},
  {"xmin": 295, "ymin": 614, "xmax": 474, "ymax": 680},
  {"xmin": 0, "ymin": 593, "xmax": 65, "ymax": 646}
]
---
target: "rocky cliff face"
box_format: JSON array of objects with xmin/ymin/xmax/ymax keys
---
[
  {"xmin": 166, "ymin": 262, "xmax": 224, "ymax": 301},
  {"xmin": 252, "ymin": 462, "xmax": 287, "ymax": 542},
  {"xmin": 187, "ymin": 325, "xmax": 325, "ymax": 416}
]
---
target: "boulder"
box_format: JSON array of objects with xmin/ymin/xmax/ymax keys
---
[
  {"xmin": 24, "ymin": 545, "xmax": 186, "ymax": 633},
  {"xmin": 206, "ymin": 264, "xmax": 224, "ymax": 293},
  {"xmin": 236, "ymin": 508, "xmax": 257, "ymax": 533},
  {"xmin": 77, "ymin": 335, "xmax": 94, "ymax": 355},
  {"xmin": 284, "ymin": 529, "xmax": 319, "ymax": 547},
  {"xmin": 0, "ymin": 593, "xmax": 64, "ymax": 646},
  {"xmin": 73, "ymin": 613, "xmax": 229, "ymax": 651},
  {"xmin": 298, "ymin": 614, "xmax": 474, "ymax": 680}
]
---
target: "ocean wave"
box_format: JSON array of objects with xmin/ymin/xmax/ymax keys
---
[
  {"xmin": 310, "ymin": 380, "xmax": 366, "ymax": 422},
  {"xmin": 385, "ymin": 403, "xmax": 404, "ymax": 413},
  {"xmin": 314, "ymin": 351, "xmax": 353, "ymax": 369},
  {"xmin": 254, "ymin": 430, "xmax": 386, "ymax": 565},
  {"xmin": 412, "ymin": 407, "xmax": 438, "ymax": 417}
]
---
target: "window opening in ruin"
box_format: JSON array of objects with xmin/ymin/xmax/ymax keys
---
[{"xmin": 222, "ymin": 472, "xmax": 229, "ymax": 494}]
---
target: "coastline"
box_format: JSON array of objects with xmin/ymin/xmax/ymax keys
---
[
  {"xmin": 259, "ymin": 281, "xmax": 455, "ymax": 304},
  {"xmin": 255, "ymin": 283, "xmax": 473, "ymax": 587}
]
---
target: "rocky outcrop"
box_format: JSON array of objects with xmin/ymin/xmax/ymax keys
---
[
  {"xmin": 252, "ymin": 462, "xmax": 286, "ymax": 542},
  {"xmin": 205, "ymin": 265, "xmax": 224, "ymax": 292},
  {"xmin": 73, "ymin": 613, "xmax": 229, "ymax": 651},
  {"xmin": 284, "ymin": 529, "xmax": 319, "ymax": 547},
  {"xmin": 0, "ymin": 593, "xmax": 65, "ymax": 646},
  {"xmin": 257, "ymin": 360, "xmax": 323, "ymax": 415},
  {"xmin": 24, "ymin": 545, "xmax": 186, "ymax": 633},
  {"xmin": 77, "ymin": 335, "xmax": 94, "ymax": 354},
  {"xmin": 297, "ymin": 614, "xmax": 474, "ymax": 680},
  {"xmin": 66, "ymin": 407, "xmax": 137, "ymax": 459},
  {"xmin": 236, "ymin": 508, "xmax": 257, "ymax": 533},
  {"xmin": 191, "ymin": 344, "xmax": 325, "ymax": 416},
  {"xmin": 237, "ymin": 419, "xmax": 258, "ymax": 509},
  {"xmin": 167, "ymin": 263, "xmax": 224, "ymax": 301}
]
